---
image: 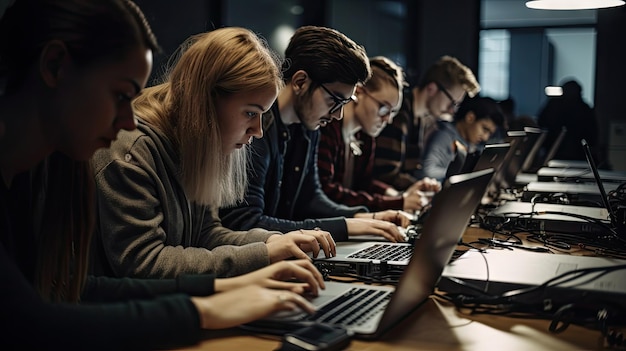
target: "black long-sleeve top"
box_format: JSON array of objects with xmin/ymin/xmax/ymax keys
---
[{"xmin": 0, "ymin": 171, "xmax": 211, "ymax": 350}]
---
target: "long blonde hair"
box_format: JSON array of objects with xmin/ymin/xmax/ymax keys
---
[{"xmin": 133, "ymin": 27, "xmax": 283, "ymax": 207}]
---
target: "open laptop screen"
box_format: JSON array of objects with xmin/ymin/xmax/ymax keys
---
[{"xmin": 581, "ymin": 139, "xmax": 617, "ymax": 228}]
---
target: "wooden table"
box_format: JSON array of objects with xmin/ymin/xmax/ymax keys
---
[{"xmin": 174, "ymin": 227, "xmax": 617, "ymax": 351}]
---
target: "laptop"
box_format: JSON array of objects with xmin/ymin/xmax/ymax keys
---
[
  {"xmin": 513, "ymin": 127, "xmax": 546, "ymax": 184},
  {"xmin": 521, "ymin": 181, "xmax": 619, "ymax": 205},
  {"xmin": 438, "ymin": 140, "xmax": 626, "ymax": 318},
  {"xmin": 541, "ymin": 126, "xmax": 568, "ymax": 168},
  {"xmin": 536, "ymin": 167, "xmax": 626, "ymax": 183},
  {"xmin": 464, "ymin": 143, "xmax": 510, "ymax": 200},
  {"xmin": 438, "ymin": 249, "xmax": 626, "ymax": 307},
  {"xmin": 245, "ymin": 168, "xmax": 494, "ymax": 339},
  {"xmin": 483, "ymin": 201, "xmax": 611, "ymax": 236},
  {"xmin": 312, "ymin": 168, "xmax": 494, "ymax": 275},
  {"xmin": 471, "ymin": 143, "xmax": 511, "ymax": 173},
  {"xmin": 520, "ymin": 127, "xmax": 547, "ymax": 173},
  {"xmin": 484, "ymin": 138, "xmax": 621, "ymax": 237},
  {"xmin": 493, "ymin": 128, "xmax": 543, "ymax": 192},
  {"xmin": 521, "ymin": 137, "xmax": 620, "ymax": 206},
  {"xmin": 546, "ymin": 160, "xmax": 589, "ymax": 169},
  {"xmin": 581, "ymin": 138, "xmax": 623, "ymax": 236}
]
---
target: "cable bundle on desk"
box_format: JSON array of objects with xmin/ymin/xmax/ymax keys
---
[
  {"xmin": 476, "ymin": 205, "xmax": 626, "ymax": 258},
  {"xmin": 436, "ymin": 260, "xmax": 626, "ymax": 338},
  {"xmin": 609, "ymin": 182, "xmax": 626, "ymax": 238},
  {"xmin": 608, "ymin": 182, "xmax": 626, "ymax": 207}
]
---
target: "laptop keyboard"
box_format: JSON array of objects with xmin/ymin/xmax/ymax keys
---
[
  {"xmin": 347, "ymin": 243, "xmax": 412, "ymax": 261},
  {"xmin": 305, "ymin": 287, "xmax": 392, "ymax": 326}
]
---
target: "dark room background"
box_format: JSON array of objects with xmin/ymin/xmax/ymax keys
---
[{"xmin": 133, "ymin": 0, "xmax": 626, "ymax": 171}]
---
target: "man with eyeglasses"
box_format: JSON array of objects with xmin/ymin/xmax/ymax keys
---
[
  {"xmin": 317, "ymin": 56, "xmax": 441, "ymax": 214},
  {"xmin": 373, "ymin": 55, "xmax": 480, "ymax": 191},
  {"xmin": 220, "ymin": 26, "xmax": 408, "ymax": 245}
]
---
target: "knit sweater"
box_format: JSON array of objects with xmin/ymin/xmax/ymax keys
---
[{"xmin": 92, "ymin": 118, "xmax": 278, "ymax": 279}]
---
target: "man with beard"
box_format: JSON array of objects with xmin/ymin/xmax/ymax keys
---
[
  {"xmin": 220, "ymin": 26, "xmax": 408, "ymax": 245},
  {"xmin": 373, "ymin": 56, "xmax": 480, "ymax": 191}
]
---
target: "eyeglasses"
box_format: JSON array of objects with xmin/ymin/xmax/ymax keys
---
[
  {"xmin": 436, "ymin": 82, "xmax": 462, "ymax": 111},
  {"xmin": 360, "ymin": 88, "xmax": 395, "ymax": 117},
  {"xmin": 320, "ymin": 84, "xmax": 356, "ymax": 114}
]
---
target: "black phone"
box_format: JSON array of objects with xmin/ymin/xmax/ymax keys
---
[{"xmin": 276, "ymin": 323, "xmax": 352, "ymax": 351}]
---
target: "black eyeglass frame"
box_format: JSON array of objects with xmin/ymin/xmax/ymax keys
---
[
  {"xmin": 359, "ymin": 88, "xmax": 396, "ymax": 117},
  {"xmin": 320, "ymin": 84, "xmax": 356, "ymax": 114},
  {"xmin": 435, "ymin": 82, "xmax": 462, "ymax": 111}
]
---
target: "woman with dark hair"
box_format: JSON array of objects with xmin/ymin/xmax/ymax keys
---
[{"xmin": 0, "ymin": 1, "xmax": 321, "ymax": 349}]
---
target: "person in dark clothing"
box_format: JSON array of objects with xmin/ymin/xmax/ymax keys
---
[
  {"xmin": 0, "ymin": 1, "xmax": 321, "ymax": 349},
  {"xmin": 538, "ymin": 79, "xmax": 598, "ymax": 161},
  {"xmin": 220, "ymin": 26, "xmax": 409, "ymax": 243}
]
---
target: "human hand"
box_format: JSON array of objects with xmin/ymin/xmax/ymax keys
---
[
  {"xmin": 191, "ymin": 285, "xmax": 316, "ymax": 329},
  {"xmin": 345, "ymin": 217, "xmax": 405, "ymax": 242},
  {"xmin": 355, "ymin": 209, "xmax": 411, "ymax": 228},
  {"xmin": 402, "ymin": 190, "xmax": 428, "ymax": 212},
  {"xmin": 407, "ymin": 177, "xmax": 441, "ymax": 194},
  {"xmin": 403, "ymin": 177, "xmax": 440, "ymax": 212},
  {"xmin": 215, "ymin": 259, "xmax": 325, "ymax": 296},
  {"xmin": 266, "ymin": 229, "xmax": 336, "ymax": 262}
]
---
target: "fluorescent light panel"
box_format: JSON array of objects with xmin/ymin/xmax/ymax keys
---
[
  {"xmin": 545, "ymin": 86, "xmax": 563, "ymax": 96},
  {"xmin": 526, "ymin": 0, "xmax": 625, "ymax": 10}
]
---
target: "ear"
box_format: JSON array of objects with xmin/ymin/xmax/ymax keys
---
[
  {"xmin": 290, "ymin": 70, "xmax": 310, "ymax": 96},
  {"xmin": 425, "ymin": 81, "xmax": 438, "ymax": 97},
  {"xmin": 39, "ymin": 40, "xmax": 70, "ymax": 88},
  {"xmin": 353, "ymin": 85, "xmax": 365, "ymax": 103},
  {"xmin": 465, "ymin": 111, "xmax": 476, "ymax": 123}
]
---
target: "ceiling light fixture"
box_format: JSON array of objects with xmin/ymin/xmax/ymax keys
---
[
  {"xmin": 544, "ymin": 86, "xmax": 563, "ymax": 96},
  {"xmin": 526, "ymin": 0, "xmax": 625, "ymax": 10}
]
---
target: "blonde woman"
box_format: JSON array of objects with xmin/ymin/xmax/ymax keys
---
[
  {"xmin": 92, "ymin": 27, "xmax": 335, "ymax": 280},
  {"xmin": 317, "ymin": 56, "xmax": 440, "ymax": 213}
]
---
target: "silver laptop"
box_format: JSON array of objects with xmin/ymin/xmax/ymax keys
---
[
  {"xmin": 522, "ymin": 181, "xmax": 619, "ymax": 205},
  {"xmin": 313, "ymin": 168, "xmax": 494, "ymax": 273},
  {"xmin": 439, "ymin": 249, "xmax": 626, "ymax": 307},
  {"xmin": 546, "ymin": 159, "xmax": 589, "ymax": 169},
  {"xmin": 245, "ymin": 168, "xmax": 494, "ymax": 339},
  {"xmin": 484, "ymin": 201, "xmax": 611, "ymax": 236},
  {"xmin": 536, "ymin": 167, "xmax": 626, "ymax": 183}
]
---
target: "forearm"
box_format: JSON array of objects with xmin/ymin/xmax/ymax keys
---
[
  {"xmin": 109, "ymin": 242, "xmax": 270, "ymax": 279},
  {"xmin": 2, "ymin": 249, "xmax": 201, "ymax": 350},
  {"xmin": 82, "ymin": 274, "xmax": 216, "ymax": 302}
]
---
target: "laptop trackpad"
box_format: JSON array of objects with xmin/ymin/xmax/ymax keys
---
[{"xmin": 265, "ymin": 290, "xmax": 347, "ymax": 320}]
